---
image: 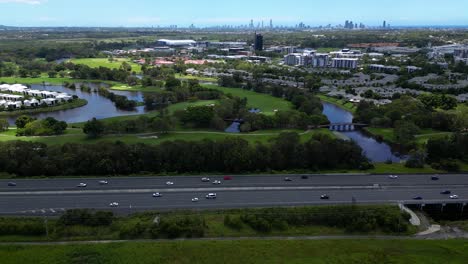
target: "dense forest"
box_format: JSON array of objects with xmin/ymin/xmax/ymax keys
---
[{"xmin": 0, "ymin": 133, "xmax": 370, "ymax": 176}]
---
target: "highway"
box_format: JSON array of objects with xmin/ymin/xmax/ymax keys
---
[{"xmin": 0, "ymin": 174, "xmax": 467, "ymax": 215}]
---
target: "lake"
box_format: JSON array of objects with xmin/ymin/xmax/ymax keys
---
[{"xmin": 6, "ymin": 84, "xmax": 149, "ymax": 124}]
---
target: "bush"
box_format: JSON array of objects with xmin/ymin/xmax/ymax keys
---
[
  {"xmin": 238, "ymin": 206, "xmax": 410, "ymax": 234},
  {"xmin": 58, "ymin": 209, "xmax": 114, "ymax": 227},
  {"xmin": 431, "ymin": 159, "xmax": 460, "ymax": 172},
  {"xmin": 0, "ymin": 218, "xmax": 45, "ymax": 236},
  {"xmin": 224, "ymin": 215, "xmax": 243, "ymax": 230}
]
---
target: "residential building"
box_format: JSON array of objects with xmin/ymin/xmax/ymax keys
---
[
  {"xmin": 332, "ymin": 58, "xmax": 358, "ymax": 69},
  {"xmin": 312, "ymin": 53, "xmax": 330, "ymax": 68}
]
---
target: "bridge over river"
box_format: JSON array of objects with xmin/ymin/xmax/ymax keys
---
[{"xmin": 310, "ymin": 123, "xmax": 369, "ymax": 132}]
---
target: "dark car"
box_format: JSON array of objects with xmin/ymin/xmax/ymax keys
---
[
  {"xmin": 413, "ymin": 196, "xmax": 423, "ymax": 200},
  {"xmin": 431, "ymin": 176, "xmax": 440, "ymax": 181},
  {"xmin": 441, "ymin": 190, "xmax": 451, "ymax": 195},
  {"xmin": 320, "ymin": 194, "xmax": 330, "ymax": 200},
  {"xmin": 301, "ymin": 175, "xmax": 309, "ymax": 179},
  {"xmin": 284, "ymin": 177, "xmax": 293, "ymax": 182},
  {"xmin": 7, "ymin": 182, "xmax": 17, "ymax": 187}
]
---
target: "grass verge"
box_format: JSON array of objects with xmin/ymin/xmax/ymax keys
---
[
  {"xmin": 1, "ymin": 239, "xmax": 468, "ymax": 264},
  {"xmin": 318, "ymin": 94, "xmax": 357, "ymax": 114}
]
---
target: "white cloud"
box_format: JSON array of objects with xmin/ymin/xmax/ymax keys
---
[{"xmin": 0, "ymin": 0, "xmax": 46, "ymax": 4}]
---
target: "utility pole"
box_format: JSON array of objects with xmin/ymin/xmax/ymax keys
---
[{"xmin": 43, "ymin": 216, "xmax": 49, "ymax": 240}]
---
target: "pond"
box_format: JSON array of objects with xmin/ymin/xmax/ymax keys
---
[
  {"xmin": 6, "ymin": 84, "xmax": 149, "ymax": 124},
  {"xmin": 322, "ymin": 102, "xmax": 404, "ymax": 163}
]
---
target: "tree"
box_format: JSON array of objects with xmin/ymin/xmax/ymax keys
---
[
  {"xmin": 394, "ymin": 121, "xmax": 420, "ymax": 146},
  {"xmin": 0, "ymin": 119, "xmax": 9, "ymax": 132},
  {"xmin": 83, "ymin": 118, "xmax": 105, "ymax": 138},
  {"xmin": 48, "ymin": 71, "xmax": 57, "ymax": 78},
  {"xmin": 165, "ymin": 76, "xmax": 181, "ymax": 89},
  {"xmin": 15, "ymin": 115, "xmax": 35, "ymax": 129}
]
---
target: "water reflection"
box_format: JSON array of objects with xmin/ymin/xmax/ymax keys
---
[
  {"xmin": 6, "ymin": 84, "xmax": 148, "ymax": 124},
  {"xmin": 322, "ymin": 102, "xmax": 403, "ymax": 162}
]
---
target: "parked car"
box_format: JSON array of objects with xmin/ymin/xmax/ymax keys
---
[
  {"xmin": 206, "ymin": 193, "xmax": 217, "ymax": 199},
  {"xmin": 7, "ymin": 182, "xmax": 17, "ymax": 187},
  {"xmin": 77, "ymin": 183, "xmax": 87, "ymax": 188}
]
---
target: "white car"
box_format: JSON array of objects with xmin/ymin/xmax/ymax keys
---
[
  {"xmin": 201, "ymin": 177, "xmax": 210, "ymax": 182},
  {"xmin": 388, "ymin": 175, "xmax": 399, "ymax": 179},
  {"xmin": 153, "ymin": 193, "xmax": 162, "ymax": 197},
  {"xmin": 449, "ymin": 195, "xmax": 459, "ymax": 199},
  {"xmin": 98, "ymin": 180, "xmax": 109, "ymax": 185},
  {"xmin": 212, "ymin": 180, "xmax": 222, "ymax": 185},
  {"xmin": 192, "ymin": 198, "xmax": 199, "ymax": 202},
  {"xmin": 206, "ymin": 193, "xmax": 217, "ymax": 199},
  {"xmin": 166, "ymin": 181, "xmax": 174, "ymax": 186},
  {"xmin": 77, "ymin": 183, "xmax": 87, "ymax": 188},
  {"xmin": 109, "ymin": 202, "xmax": 119, "ymax": 207}
]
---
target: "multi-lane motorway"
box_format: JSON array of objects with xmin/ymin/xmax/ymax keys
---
[{"xmin": 0, "ymin": 174, "xmax": 467, "ymax": 215}]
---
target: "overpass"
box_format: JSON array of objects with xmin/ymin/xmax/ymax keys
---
[{"xmin": 0, "ymin": 174, "xmax": 467, "ymax": 216}]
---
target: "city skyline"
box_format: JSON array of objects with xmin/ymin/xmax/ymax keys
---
[{"xmin": 0, "ymin": 0, "xmax": 468, "ymax": 27}]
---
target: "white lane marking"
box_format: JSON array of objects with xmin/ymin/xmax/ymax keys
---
[{"xmin": 0, "ymin": 185, "xmax": 381, "ymax": 196}]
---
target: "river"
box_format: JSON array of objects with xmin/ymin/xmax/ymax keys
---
[{"xmin": 322, "ymin": 102, "xmax": 404, "ymax": 163}]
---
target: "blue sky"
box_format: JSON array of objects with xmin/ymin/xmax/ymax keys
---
[{"xmin": 0, "ymin": 0, "xmax": 467, "ymax": 27}]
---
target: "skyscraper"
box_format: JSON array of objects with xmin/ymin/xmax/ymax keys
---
[
  {"xmin": 383, "ymin": 21, "xmax": 386, "ymax": 28},
  {"xmin": 270, "ymin": 19, "xmax": 273, "ymax": 28},
  {"xmin": 254, "ymin": 33, "xmax": 264, "ymax": 51}
]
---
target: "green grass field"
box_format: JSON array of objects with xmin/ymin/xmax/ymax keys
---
[
  {"xmin": 202, "ymin": 84, "xmax": 293, "ymax": 115},
  {"xmin": 69, "ymin": 58, "xmax": 142, "ymax": 73},
  {"xmin": 0, "ymin": 127, "xmax": 332, "ymax": 146},
  {"xmin": 167, "ymin": 100, "xmax": 218, "ymax": 114},
  {"xmin": 365, "ymin": 127, "xmax": 453, "ymax": 145},
  {"xmin": 175, "ymin": 73, "xmax": 218, "ymax": 82},
  {"xmin": 1, "ymin": 239, "xmax": 467, "ymax": 264},
  {"xmin": 317, "ymin": 94, "xmax": 357, "ymax": 114},
  {"xmin": 0, "ymin": 76, "xmax": 120, "ymax": 86}
]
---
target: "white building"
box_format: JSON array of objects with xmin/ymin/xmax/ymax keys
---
[
  {"xmin": 406, "ymin": 66, "xmax": 422, "ymax": 73},
  {"xmin": 312, "ymin": 53, "xmax": 330, "ymax": 68},
  {"xmin": 332, "ymin": 58, "xmax": 358, "ymax": 69},
  {"xmin": 284, "ymin": 53, "xmax": 304, "ymax": 66},
  {"xmin": 157, "ymin": 39, "xmax": 196, "ymax": 47},
  {"xmin": 368, "ymin": 64, "xmax": 400, "ymax": 72}
]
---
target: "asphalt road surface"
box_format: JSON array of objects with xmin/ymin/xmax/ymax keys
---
[{"xmin": 0, "ymin": 174, "xmax": 467, "ymax": 215}]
